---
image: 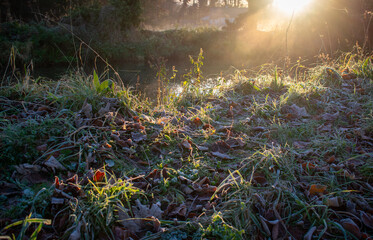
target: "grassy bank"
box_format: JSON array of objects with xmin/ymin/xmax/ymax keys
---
[{"xmin": 0, "ymin": 48, "xmax": 372, "ymax": 239}]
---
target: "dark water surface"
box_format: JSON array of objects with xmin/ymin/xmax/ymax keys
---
[{"xmin": 34, "ymin": 59, "xmax": 237, "ymax": 99}]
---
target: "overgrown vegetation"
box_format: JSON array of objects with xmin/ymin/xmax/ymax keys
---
[{"xmin": 0, "ymin": 46, "xmax": 372, "ymax": 239}]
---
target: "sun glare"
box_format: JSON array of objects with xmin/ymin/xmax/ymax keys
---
[{"xmin": 273, "ymin": 0, "xmax": 312, "ymax": 15}]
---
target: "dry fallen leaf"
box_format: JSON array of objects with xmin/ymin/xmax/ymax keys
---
[
  {"xmin": 81, "ymin": 101, "xmax": 92, "ymax": 119},
  {"xmin": 320, "ymin": 112, "xmax": 339, "ymax": 121},
  {"xmin": 118, "ymin": 200, "xmax": 163, "ymax": 233},
  {"xmin": 288, "ymin": 104, "xmax": 310, "ymax": 118},
  {"xmin": 98, "ymin": 102, "xmax": 111, "ymax": 116},
  {"xmin": 44, "ymin": 156, "xmax": 66, "ymax": 172},
  {"xmin": 302, "ymin": 162, "xmax": 316, "ymax": 170},
  {"xmin": 192, "ymin": 117, "xmax": 203, "ymax": 127},
  {"xmin": 341, "ymin": 218, "xmax": 362, "ymax": 239},
  {"xmin": 68, "ymin": 221, "xmax": 82, "ymax": 240},
  {"xmin": 131, "ymin": 132, "xmax": 147, "ymax": 142},
  {"xmin": 181, "ymin": 140, "xmax": 192, "ymax": 150},
  {"xmin": 225, "ymin": 138, "xmax": 245, "ymax": 148},
  {"xmin": 211, "ymin": 151, "xmax": 233, "ymax": 160},
  {"xmin": 210, "ymin": 140, "xmax": 231, "ymax": 153},
  {"xmin": 326, "ymin": 155, "xmax": 336, "ymax": 164},
  {"xmin": 93, "ymin": 170, "xmax": 105, "ymax": 182},
  {"xmin": 36, "ymin": 144, "xmax": 48, "ymax": 152},
  {"xmin": 327, "ymin": 197, "xmax": 343, "ymax": 207},
  {"xmin": 203, "ymin": 124, "xmax": 214, "ymax": 130},
  {"xmin": 361, "ymin": 211, "xmax": 373, "ymax": 229},
  {"xmin": 309, "ymin": 184, "xmax": 327, "ymax": 195},
  {"xmin": 13, "ymin": 163, "xmax": 49, "ymax": 184}
]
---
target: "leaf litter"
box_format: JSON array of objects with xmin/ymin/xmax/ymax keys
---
[{"xmin": 0, "ymin": 57, "xmax": 373, "ymax": 239}]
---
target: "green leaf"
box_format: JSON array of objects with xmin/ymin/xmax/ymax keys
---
[
  {"xmin": 253, "ymin": 84, "xmax": 261, "ymax": 92},
  {"xmin": 100, "ymin": 80, "xmax": 110, "ymax": 91},
  {"xmin": 30, "ymin": 223, "xmax": 43, "ymax": 240},
  {"xmin": 93, "ymin": 70, "xmax": 100, "ymax": 91}
]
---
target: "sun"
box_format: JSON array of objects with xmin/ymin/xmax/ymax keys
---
[{"xmin": 273, "ymin": 0, "xmax": 312, "ymax": 15}]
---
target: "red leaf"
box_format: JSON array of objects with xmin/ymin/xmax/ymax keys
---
[
  {"xmin": 54, "ymin": 176, "xmax": 61, "ymax": 189},
  {"xmin": 326, "ymin": 155, "xmax": 336, "ymax": 164},
  {"xmin": 309, "ymin": 184, "xmax": 327, "ymax": 195},
  {"xmin": 302, "ymin": 162, "xmax": 316, "ymax": 170},
  {"xmin": 93, "ymin": 170, "xmax": 105, "ymax": 182},
  {"xmin": 192, "ymin": 117, "xmax": 203, "ymax": 127}
]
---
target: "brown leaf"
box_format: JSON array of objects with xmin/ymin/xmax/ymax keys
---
[
  {"xmin": 302, "ymin": 162, "xmax": 316, "ymax": 170},
  {"xmin": 327, "ymin": 197, "xmax": 343, "ymax": 207},
  {"xmin": 167, "ymin": 204, "xmax": 187, "ymax": 218},
  {"xmin": 69, "ymin": 222, "xmax": 82, "ymax": 240},
  {"xmin": 341, "ymin": 218, "xmax": 362, "ymax": 239},
  {"xmin": 203, "ymin": 124, "xmax": 214, "ymax": 130},
  {"xmin": 44, "ymin": 156, "xmax": 66, "ymax": 172},
  {"xmin": 192, "ymin": 117, "xmax": 203, "ymax": 127},
  {"xmin": 37, "ymin": 106, "xmax": 52, "ymax": 113},
  {"xmin": 288, "ymin": 104, "xmax": 310, "ymax": 118},
  {"xmin": 118, "ymin": 200, "xmax": 163, "ymax": 233},
  {"xmin": 326, "ymin": 155, "xmax": 336, "ymax": 164},
  {"xmin": 210, "ymin": 140, "xmax": 231, "ymax": 153},
  {"xmin": 181, "ymin": 140, "xmax": 192, "ymax": 150},
  {"xmin": 197, "ymin": 145, "xmax": 209, "ymax": 151},
  {"xmin": 225, "ymin": 138, "xmax": 245, "ymax": 148},
  {"xmin": 253, "ymin": 172, "xmax": 267, "ymax": 186},
  {"xmin": 114, "ymin": 226, "xmax": 132, "ymax": 240},
  {"xmin": 317, "ymin": 123, "xmax": 332, "ymax": 133},
  {"xmin": 13, "ymin": 163, "xmax": 49, "ymax": 184},
  {"xmin": 36, "ymin": 144, "xmax": 48, "ymax": 152},
  {"xmin": 81, "ymin": 101, "xmax": 92, "ymax": 119},
  {"xmin": 118, "ymin": 206, "xmax": 142, "ymax": 233},
  {"xmin": 211, "ymin": 151, "xmax": 233, "ymax": 160},
  {"xmin": 98, "ymin": 102, "xmax": 111, "ymax": 116},
  {"xmin": 320, "ymin": 112, "xmax": 339, "ymax": 122},
  {"xmin": 131, "ymin": 132, "xmax": 147, "ymax": 142},
  {"xmin": 116, "ymin": 139, "xmax": 130, "ymax": 148},
  {"xmin": 361, "ymin": 211, "xmax": 373, "ymax": 229},
  {"xmin": 181, "ymin": 184, "xmax": 194, "ymax": 194},
  {"xmin": 259, "ymin": 215, "xmax": 271, "ymax": 236}
]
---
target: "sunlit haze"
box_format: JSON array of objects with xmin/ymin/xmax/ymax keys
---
[{"xmin": 273, "ymin": 0, "xmax": 312, "ymax": 14}]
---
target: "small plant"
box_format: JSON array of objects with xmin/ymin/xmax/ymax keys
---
[
  {"xmin": 360, "ymin": 56, "xmax": 373, "ymax": 79},
  {"xmin": 64, "ymin": 173, "xmax": 142, "ymax": 239},
  {"xmin": 93, "ymin": 70, "xmax": 115, "ymax": 95},
  {"xmin": 178, "ymin": 48, "xmax": 205, "ymax": 103},
  {"xmin": 270, "ymin": 66, "xmax": 284, "ymax": 91},
  {"xmin": 196, "ymin": 212, "xmax": 245, "ymax": 240}
]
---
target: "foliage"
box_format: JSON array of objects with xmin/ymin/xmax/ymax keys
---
[
  {"xmin": 109, "ymin": 0, "xmax": 142, "ymax": 30},
  {"xmin": 0, "ymin": 22, "xmax": 75, "ymax": 66}
]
